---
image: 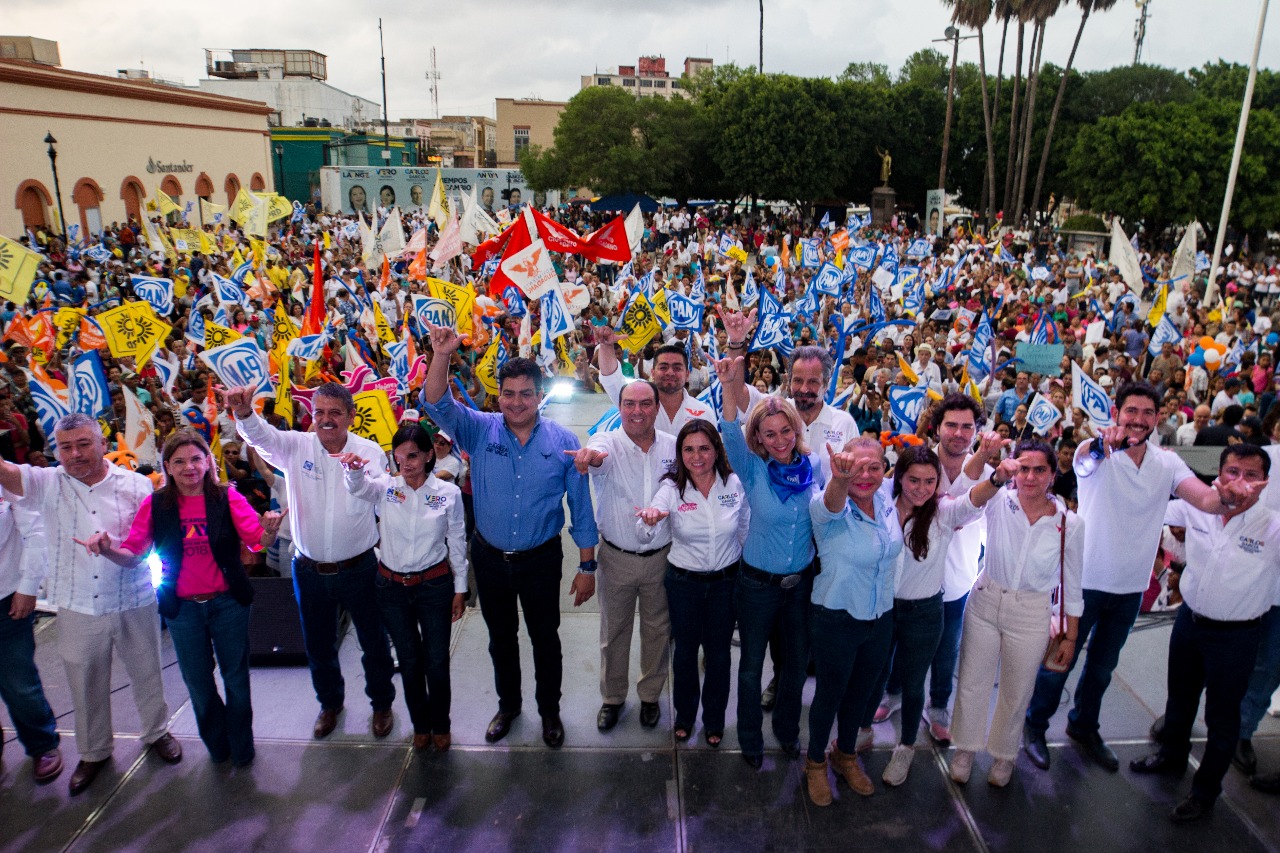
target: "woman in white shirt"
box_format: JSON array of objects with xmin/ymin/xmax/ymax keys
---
[
  {"xmin": 638, "ymin": 420, "xmax": 749, "ymax": 747},
  {"xmin": 338, "ymin": 424, "xmax": 468, "ymax": 753},
  {"xmin": 949, "ymin": 439, "xmax": 1084, "ymax": 788},
  {"xmin": 863, "ymin": 440, "xmax": 1019, "ymax": 786}
]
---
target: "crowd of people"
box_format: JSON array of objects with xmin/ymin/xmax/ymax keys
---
[{"xmin": 0, "ymin": 197, "xmax": 1278, "ymax": 826}]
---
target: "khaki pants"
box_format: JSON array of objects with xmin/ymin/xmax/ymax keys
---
[
  {"xmin": 598, "ymin": 542, "xmax": 671, "ymax": 705},
  {"xmin": 951, "ymin": 576, "xmax": 1051, "ymax": 761},
  {"xmin": 57, "ymin": 603, "xmax": 171, "ymax": 762}
]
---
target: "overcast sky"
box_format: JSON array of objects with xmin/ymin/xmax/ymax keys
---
[{"xmin": 7, "ymin": 0, "xmax": 1275, "ymax": 119}]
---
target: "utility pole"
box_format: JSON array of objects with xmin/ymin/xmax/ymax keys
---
[
  {"xmin": 759, "ymin": 0, "xmax": 764, "ymax": 72},
  {"xmin": 1134, "ymin": 0, "xmax": 1151, "ymax": 64},
  {"xmin": 379, "ymin": 18, "xmax": 391, "ymax": 162}
]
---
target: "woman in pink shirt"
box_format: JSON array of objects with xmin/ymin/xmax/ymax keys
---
[{"xmin": 78, "ymin": 430, "xmax": 285, "ymax": 766}]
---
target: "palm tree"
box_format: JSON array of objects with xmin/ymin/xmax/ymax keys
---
[
  {"xmin": 1001, "ymin": 1, "xmax": 1027, "ymax": 217},
  {"xmin": 1029, "ymin": 0, "xmax": 1119, "ymax": 214},
  {"xmin": 947, "ymin": 0, "xmax": 997, "ymax": 223},
  {"xmin": 1013, "ymin": 0, "xmax": 1063, "ymax": 224}
]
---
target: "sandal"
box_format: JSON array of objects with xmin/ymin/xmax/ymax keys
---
[
  {"xmin": 705, "ymin": 730, "xmax": 723, "ymax": 748},
  {"xmin": 675, "ymin": 726, "xmax": 692, "ymax": 742}
]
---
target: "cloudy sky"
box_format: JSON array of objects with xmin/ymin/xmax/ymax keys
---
[{"xmin": 7, "ymin": 0, "xmax": 1275, "ymax": 119}]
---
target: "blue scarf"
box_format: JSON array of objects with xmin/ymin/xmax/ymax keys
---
[{"xmin": 766, "ymin": 454, "xmax": 814, "ymax": 503}]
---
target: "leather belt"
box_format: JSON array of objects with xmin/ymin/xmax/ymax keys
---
[
  {"xmin": 603, "ymin": 538, "xmax": 665, "ymax": 558},
  {"xmin": 741, "ymin": 561, "xmax": 811, "ymax": 590},
  {"xmin": 669, "ymin": 561, "xmax": 739, "ymax": 582},
  {"xmin": 1190, "ymin": 609, "xmax": 1263, "ymax": 629},
  {"xmin": 475, "ymin": 533, "xmax": 558, "ymax": 563},
  {"xmin": 378, "ymin": 560, "xmax": 450, "ymax": 587},
  {"xmin": 297, "ymin": 548, "xmax": 374, "ymax": 576}
]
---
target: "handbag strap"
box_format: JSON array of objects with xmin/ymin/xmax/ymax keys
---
[{"xmin": 1057, "ymin": 510, "xmax": 1067, "ymax": 635}]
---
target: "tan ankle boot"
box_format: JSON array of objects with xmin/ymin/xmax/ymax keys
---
[
  {"xmin": 804, "ymin": 757, "xmax": 833, "ymax": 806},
  {"xmin": 830, "ymin": 746, "xmax": 875, "ymax": 796}
]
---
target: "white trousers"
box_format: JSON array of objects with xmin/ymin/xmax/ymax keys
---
[
  {"xmin": 57, "ymin": 603, "xmax": 171, "ymax": 762},
  {"xmin": 950, "ymin": 576, "xmax": 1051, "ymax": 761}
]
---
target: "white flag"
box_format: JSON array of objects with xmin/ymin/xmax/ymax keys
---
[
  {"xmin": 1109, "ymin": 219, "xmax": 1143, "ymax": 294},
  {"xmin": 1072, "ymin": 360, "xmax": 1114, "ymax": 428},
  {"xmin": 1026, "ymin": 392, "xmax": 1063, "ymax": 436},
  {"xmin": 429, "ymin": 211, "xmax": 464, "ymax": 267},
  {"xmin": 1169, "ymin": 221, "xmax": 1198, "ymax": 284},
  {"xmin": 500, "ymin": 238, "xmax": 559, "ymax": 300},
  {"xmin": 624, "ymin": 203, "xmax": 644, "ymax": 254}
]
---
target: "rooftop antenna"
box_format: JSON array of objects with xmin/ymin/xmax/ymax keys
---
[
  {"xmin": 1134, "ymin": 0, "xmax": 1151, "ymax": 64},
  {"xmin": 426, "ymin": 47, "xmax": 442, "ymax": 119}
]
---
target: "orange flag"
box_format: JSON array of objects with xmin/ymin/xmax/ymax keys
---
[
  {"xmin": 408, "ymin": 248, "xmax": 428, "ymax": 281},
  {"xmin": 379, "ymin": 255, "xmax": 391, "ymax": 293}
]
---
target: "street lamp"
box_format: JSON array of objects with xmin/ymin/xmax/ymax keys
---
[
  {"xmin": 274, "ymin": 144, "xmax": 285, "ymax": 196},
  {"xmin": 43, "ymin": 131, "xmax": 68, "ymax": 238}
]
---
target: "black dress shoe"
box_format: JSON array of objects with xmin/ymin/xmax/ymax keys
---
[
  {"xmin": 1023, "ymin": 725, "xmax": 1051, "ymax": 770},
  {"xmin": 68, "ymin": 759, "xmax": 108, "ymax": 795},
  {"xmin": 1233, "ymin": 739, "xmax": 1257, "ymax": 775},
  {"xmin": 1170, "ymin": 796, "xmax": 1213, "ymax": 823},
  {"xmin": 1250, "ymin": 771, "xmax": 1280, "ymax": 794},
  {"xmin": 1150, "ymin": 714, "xmax": 1166, "ymax": 743},
  {"xmin": 1130, "ymin": 752, "xmax": 1188, "ymax": 776},
  {"xmin": 485, "ymin": 710, "xmax": 520, "ymax": 744},
  {"xmin": 639, "ymin": 701, "xmax": 660, "ymax": 728},
  {"xmin": 1066, "ymin": 724, "xmax": 1118, "ymax": 772},
  {"xmin": 542, "ymin": 715, "xmax": 565, "ymax": 749},
  {"xmin": 597, "ymin": 704, "xmax": 622, "ymax": 731},
  {"xmin": 761, "ymin": 676, "xmax": 778, "ymax": 712},
  {"xmin": 778, "ymin": 740, "xmax": 801, "ymax": 760},
  {"xmin": 742, "ymin": 753, "xmax": 763, "ymax": 769}
]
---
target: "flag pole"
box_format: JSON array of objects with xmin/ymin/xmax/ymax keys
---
[{"xmin": 1207, "ymin": 0, "xmax": 1270, "ymax": 306}]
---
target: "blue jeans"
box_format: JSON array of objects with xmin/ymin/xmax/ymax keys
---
[
  {"xmin": 734, "ymin": 568, "xmax": 811, "ymax": 756},
  {"xmin": 167, "ymin": 594, "xmax": 254, "ymax": 764},
  {"xmin": 665, "ymin": 566, "xmax": 736, "ymax": 732},
  {"xmin": 375, "ymin": 571, "xmax": 454, "ymax": 734},
  {"xmin": 293, "ymin": 551, "xmax": 396, "ymax": 713},
  {"xmin": 1160, "ymin": 607, "xmax": 1262, "ymax": 804},
  {"xmin": 1241, "ymin": 605, "xmax": 1280, "ymax": 739},
  {"xmin": 927, "ymin": 592, "xmax": 968, "ymax": 710},
  {"xmin": 0, "ymin": 593, "xmax": 59, "ymax": 756},
  {"xmin": 1025, "ymin": 589, "xmax": 1142, "ymax": 735},
  {"xmin": 863, "ymin": 593, "xmax": 944, "ymax": 746},
  {"xmin": 807, "ymin": 605, "xmax": 893, "ymax": 763}
]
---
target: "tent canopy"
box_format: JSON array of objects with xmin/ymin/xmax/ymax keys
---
[{"xmin": 588, "ymin": 193, "xmax": 661, "ymax": 213}]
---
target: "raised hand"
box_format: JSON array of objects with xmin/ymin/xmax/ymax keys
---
[
  {"xmin": 72, "ymin": 531, "xmax": 113, "ymax": 557},
  {"xmin": 713, "ymin": 356, "xmax": 744, "ymax": 386},
  {"xmin": 1097, "ymin": 425, "xmax": 1130, "ymax": 454},
  {"xmin": 1215, "ymin": 475, "xmax": 1265, "ymax": 509},
  {"xmin": 563, "ymin": 448, "xmax": 608, "ymax": 475},
  {"xmin": 426, "ymin": 322, "xmax": 463, "ymax": 355},
  {"xmin": 260, "ymin": 508, "xmax": 289, "ymax": 536},
  {"xmin": 994, "ymin": 457, "xmax": 1021, "ymax": 484},
  {"xmin": 636, "ymin": 507, "xmax": 670, "ymax": 527},
  {"xmin": 976, "ymin": 431, "xmax": 1010, "ymax": 462},
  {"xmin": 715, "ymin": 306, "xmax": 757, "ymax": 345},
  {"xmin": 330, "ymin": 452, "xmax": 369, "ymax": 471},
  {"xmin": 827, "ymin": 442, "xmax": 860, "ymax": 480},
  {"xmin": 595, "ymin": 325, "xmax": 618, "ymax": 347},
  {"xmin": 216, "ymin": 385, "xmax": 257, "ymax": 418}
]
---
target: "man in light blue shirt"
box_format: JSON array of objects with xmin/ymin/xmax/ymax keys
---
[{"xmin": 421, "ymin": 324, "xmax": 597, "ymax": 749}]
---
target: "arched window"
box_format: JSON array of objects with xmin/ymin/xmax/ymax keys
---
[
  {"xmin": 14, "ymin": 180, "xmax": 52, "ymax": 229},
  {"xmin": 72, "ymin": 178, "xmax": 105, "ymax": 239},
  {"xmin": 225, "ymin": 173, "xmax": 241, "ymax": 205},
  {"xmin": 195, "ymin": 172, "xmax": 215, "ymax": 200},
  {"xmin": 120, "ymin": 176, "xmax": 146, "ymax": 222},
  {"xmin": 249, "ymin": 172, "xmax": 267, "ymax": 192}
]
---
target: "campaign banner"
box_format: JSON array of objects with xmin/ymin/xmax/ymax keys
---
[
  {"xmin": 1015, "ymin": 343, "xmax": 1065, "ymax": 377},
  {"xmin": 322, "ymin": 167, "xmax": 558, "ymax": 216}
]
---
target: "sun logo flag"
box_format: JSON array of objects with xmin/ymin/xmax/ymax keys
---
[
  {"xmin": 1026, "ymin": 392, "xmax": 1063, "ymax": 435},
  {"xmin": 97, "ymin": 301, "xmax": 171, "ymax": 365},
  {"xmin": 616, "ymin": 291, "xmax": 661, "ymax": 353},
  {"xmin": 351, "ymin": 389, "xmax": 397, "ymax": 450},
  {"xmin": 204, "ymin": 321, "xmax": 242, "ymax": 350}
]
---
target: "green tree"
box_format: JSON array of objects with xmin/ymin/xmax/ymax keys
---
[{"xmin": 838, "ymin": 62, "xmax": 892, "ymax": 87}]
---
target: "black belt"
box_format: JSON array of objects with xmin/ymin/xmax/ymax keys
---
[
  {"xmin": 741, "ymin": 561, "xmax": 811, "ymax": 590},
  {"xmin": 297, "ymin": 548, "xmax": 374, "ymax": 576},
  {"xmin": 668, "ymin": 561, "xmax": 739, "ymax": 582},
  {"xmin": 475, "ymin": 533, "xmax": 558, "ymax": 563},
  {"xmin": 1189, "ymin": 608, "xmax": 1263, "ymax": 629},
  {"xmin": 603, "ymin": 538, "xmax": 665, "ymax": 558}
]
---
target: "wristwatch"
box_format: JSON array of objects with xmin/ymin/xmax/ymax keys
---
[
  {"xmin": 989, "ymin": 471, "xmax": 1009, "ymax": 489},
  {"xmin": 578, "ymin": 560, "xmax": 598, "ymax": 575}
]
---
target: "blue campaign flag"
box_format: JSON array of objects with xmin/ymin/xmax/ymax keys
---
[
  {"xmin": 130, "ymin": 275, "xmax": 174, "ymax": 317},
  {"xmin": 1195, "ymin": 251, "xmax": 1211, "ymax": 272},
  {"xmin": 819, "ymin": 211, "xmax": 831, "ymax": 229},
  {"xmin": 848, "ymin": 244, "xmax": 878, "ymax": 271},
  {"xmin": 152, "ymin": 352, "xmax": 179, "ymax": 395},
  {"xmin": 291, "ymin": 200, "xmax": 306, "ymax": 223},
  {"xmin": 26, "ymin": 372, "xmax": 71, "ymax": 451},
  {"xmin": 230, "ymin": 260, "xmax": 254, "ymax": 285},
  {"xmin": 759, "ymin": 287, "xmax": 783, "ymax": 317},
  {"xmin": 412, "ymin": 295, "xmax": 456, "ymax": 331},
  {"xmin": 902, "ymin": 274, "xmax": 926, "ymax": 317},
  {"xmin": 200, "ymin": 337, "xmax": 274, "ymax": 400},
  {"xmin": 772, "ymin": 268, "xmax": 787, "ymax": 295},
  {"xmin": 70, "ymin": 351, "xmax": 111, "ymax": 418},
  {"xmin": 1147, "ymin": 315, "xmax": 1180, "ymax": 357},
  {"xmin": 794, "ymin": 284, "xmax": 819, "ymax": 318},
  {"xmin": 186, "ymin": 306, "xmax": 206, "ymax": 345},
  {"xmin": 967, "ymin": 311, "xmax": 994, "ymax": 376},
  {"xmin": 826, "ymin": 325, "xmax": 848, "ymax": 405},
  {"xmin": 869, "ymin": 283, "xmax": 885, "ymax": 324},
  {"xmin": 690, "ymin": 268, "xmax": 706, "ymax": 300},
  {"xmin": 697, "ymin": 377, "xmax": 723, "ymax": 421},
  {"xmin": 1072, "ymin": 361, "xmax": 1114, "ymax": 427},
  {"xmin": 887, "ymin": 385, "xmax": 927, "ymax": 434},
  {"xmin": 1031, "ymin": 265, "xmax": 1052, "ymax": 282},
  {"xmin": 637, "ymin": 270, "xmax": 656, "ymax": 299},
  {"xmin": 879, "ymin": 242, "xmax": 900, "ymax": 275},
  {"xmin": 666, "ymin": 291, "xmax": 705, "ymax": 331},
  {"xmin": 588, "ymin": 407, "xmax": 623, "ymax": 436},
  {"xmin": 1029, "ymin": 310, "xmax": 1058, "ymax": 345},
  {"xmin": 616, "ymin": 260, "xmax": 634, "ymax": 282},
  {"xmin": 210, "ymin": 273, "xmax": 250, "ymax": 308},
  {"xmin": 800, "ymin": 239, "xmax": 821, "ymax": 268},
  {"xmin": 84, "ymin": 244, "xmax": 113, "ymax": 264},
  {"xmin": 1026, "ymin": 392, "xmax": 1063, "ymax": 435},
  {"xmin": 503, "ymin": 285, "xmax": 527, "ymax": 318},
  {"xmin": 811, "ymin": 261, "xmax": 843, "ymax": 298},
  {"xmin": 740, "ymin": 269, "xmax": 759, "ymax": 308},
  {"xmin": 905, "ymin": 237, "xmax": 931, "ymax": 259},
  {"xmin": 749, "ymin": 310, "xmax": 794, "ymax": 357},
  {"xmin": 540, "ymin": 287, "xmax": 573, "ymax": 340},
  {"xmin": 286, "ymin": 329, "xmax": 331, "ymax": 362}
]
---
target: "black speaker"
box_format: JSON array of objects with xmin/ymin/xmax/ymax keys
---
[{"xmin": 248, "ymin": 576, "xmax": 308, "ymax": 666}]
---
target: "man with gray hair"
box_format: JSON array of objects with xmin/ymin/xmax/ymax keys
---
[
  {"xmin": 0, "ymin": 413, "xmax": 182, "ymax": 795},
  {"xmin": 229, "ymin": 381, "xmax": 397, "ymax": 741},
  {"xmin": 783, "ymin": 345, "xmax": 857, "ymax": 485}
]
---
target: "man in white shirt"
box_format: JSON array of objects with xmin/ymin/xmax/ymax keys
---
[
  {"xmin": 1176, "ymin": 405, "xmax": 1211, "ymax": 446},
  {"xmin": 0, "ymin": 413, "xmax": 181, "ymax": 795},
  {"xmin": 230, "ymin": 382, "xmax": 397, "ymax": 742},
  {"xmin": 1131, "ymin": 444, "xmax": 1279, "ymax": 822},
  {"xmin": 596, "ymin": 327, "xmax": 713, "ymax": 435},
  {"xmin": 1024, "ymin": 382, "xmax": 1259, "ymax": 775},
  {"xmin": 571, "ymin": 380, "xmax": 677, "ymax": 732}
]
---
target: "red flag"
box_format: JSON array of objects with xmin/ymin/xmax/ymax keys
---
[
  {"xmin": 581, "ymin": 215, "xmax": 632, "ymax": 263},
  {"xmin": 471, "ymin": 226, "xmax": 514, "ymax": 268},
  {"xmin": 531, "ymin": 209, "xmax": 585, "ymax": 255},
  {"xmin": 302, "ymin": 242, "xmax": 326, "ymax": 336},
  {"xmin": 486, "ymin": 213, "xmax": 535, "ymax": 296}
]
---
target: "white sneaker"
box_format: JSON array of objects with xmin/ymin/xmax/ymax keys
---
[
  {"xmin": 855, "ymin": 726, "xmax": 874, "ymax": 753},
  {"xmin": 927, "ymin": 707, "xmax": 952, "ymax": 746},
  {"xmin": 873, "ymin": 692, "xmax": 903, "ymax": 724},
  {"xmin": 882, "ymin": 744, "xmax": 914, "ymax": 787},
  {"xmin": 988, "ymin": 758, "xmax": 1015, "ymax": 787},
  {"xmin": 950, "ymin": 749, "xmax": 974, "ymax": 784}
]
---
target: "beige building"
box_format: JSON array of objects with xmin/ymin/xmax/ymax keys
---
[
  {"xmin": 494, "ymin": 98, "xmax": 566, "ymax": 169},
  {"xmin": 579, "ymin": 56, "xmax": 713, "ymax": 100},
  {"xmin": 0, "ymin": 44, "xmax": 273, "ymax": 239}
]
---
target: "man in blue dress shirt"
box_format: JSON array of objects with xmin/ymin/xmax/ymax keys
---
[{"xmin": 421, "ymin": 323, "xmax": 598, "ymax": 748}]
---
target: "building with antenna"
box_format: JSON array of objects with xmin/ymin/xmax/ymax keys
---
[{"xmin": 199, "ymin": 48, "xmax": 380, "ymax": 130}]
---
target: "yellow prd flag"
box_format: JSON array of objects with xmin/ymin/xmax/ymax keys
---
[
  {"xmin": 275, "ymin": 364, "xmax": 294, "ymax": 428},
  {"xmin": 617, "ymin": 292, "xmax": 661, "ymax": 353},
  {"xmin": 351, "ymin": 389, "xmax": 397, "ymax": 450},
  {"xmin": 204, "ymin": 321, "xmax": 242, "ymax": 350},
  {"xmin": 254, "ymin": 192, "xmax": 292, "ymax": 223},
  {"xmin": 651, "ymin": 287, "xmax": 671, "ymax": 328},
  {"xmin": 426, "ymin": 277, "xmax": 474, "ymax": 337},
  {"xmin": 427, "ymin": 167, "xmax": 449, "ymax": 227},
  {"xmin": 200, "ymin": 198, "xmax": 226, "ymax": 225},
  {"xmin": 231, "ymin": 188, "xmax": 268, "ymax": 236},
  {"xmin": 231, "ymin": 247, "xmax": 246, "ymax": 270},
  {"xmin": 198, "ymin": 230, "xmax": 218, "ymax": 255},
  {"xmin": 372, "ymin": 301, "xmax": 397, "ymax": 355},
  {"xmin": 154, "ymin": 187, "xmax": 182, "ymax": 216},
  {"xmin": 249, "ymin": 238, "xmax": 267, "ymax": 270},
  {"xmin": 726, "ymin": 246, "xmax": 748, "ymax": 264},
  {"xmin": 271, "ymin": 300, "xmax": 298, "ymax": 360},
  {"xmin": 475, "ymin": 335, "xmax": 505, "ymax": 396},
  {"xmin": 97, "ymin": 301, "xmax": 171, "ymax": 364},
  {"xmin": 169, "ymin": 227, "xmax": 203, "ymax": 254},
  {"xmin": 0, "ymin": 235, "xmax": 43, "ymax": 305},
  {"xmin": 1148, "ymin": 282, "xmax": 1168, "ymax": 329},
  {"xmin": 53, "ymin": 307, "xmax": 86, "ymax": 349}
]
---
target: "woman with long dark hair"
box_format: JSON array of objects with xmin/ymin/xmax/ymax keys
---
[
  {"xmin": 637, "ymin": 419, "xmax": 748, "ymax": 746},
  {"xmin": 859, "ymin": 439, "xmax": 1018, "ymax": 786},
  {"xmin": 77, "ymin": 429, "xmax": 285, "ymax": 766},
  {"xmin": 336, "ymin": 423, "xmax": 468, "ymax": 752}
]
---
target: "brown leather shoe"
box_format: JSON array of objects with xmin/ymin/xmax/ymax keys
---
[
  {"xmin": 804, "ymin": 757, "xmax": 833, "ymax": 807},
  {"xmin": 150, "ymin": 733, "xmax": 183, "ymax": 764},
  {"xmin": 432, "ymin": 733, "xmax": 451, "ymax": 753},
  {"xmin": 412, "ymin": 734, "xmax": 432, "ymax": 751},
  {"xmin": 68, "ymin": 759, "xmax": 108, "ymax": 796},
  {"xmin": 830, "ymin": 746, "xmax": 874, "ymax": 796},
  {"xmin": 313, "ymin": 707, "xmax": 343, "ymax": 739},
  {"xmin": 33, "ymin": 749, "xmax": 63, "ymax": 784},
  {"xmin": 372, "ymin": 709, "xmax": 394, "ymax": 738}
]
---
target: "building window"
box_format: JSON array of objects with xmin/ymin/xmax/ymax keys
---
[
  {"xmin": 654, "ymin": 80, "xmax": 666, "ymax": 88},
  {"xmin": 597, "ymin": 77, "xmax": 612, "ymax": 86},
  {"xmin": 671, "ymin": 81, "xmax": 681, "ymax": 89},
  {"xmin": 622, "ymin": 78, "xmax": 635, "ymax": 87},
  {"xmin": 514, "ymin": 127, "xmax": 530, "ymax": 157},
  {"xmin": 640, "ymin": 79, "xmax": 653, "ymax": 88}
]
